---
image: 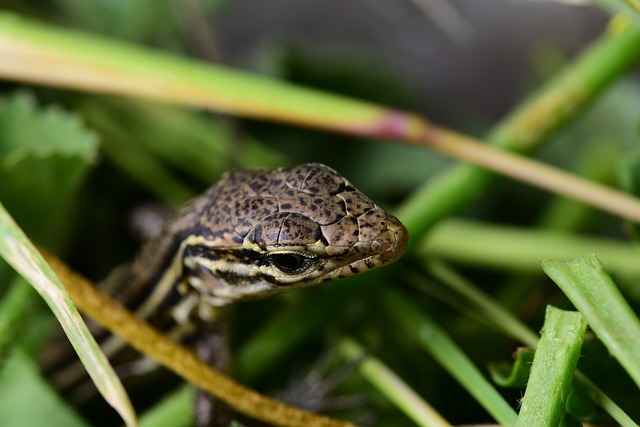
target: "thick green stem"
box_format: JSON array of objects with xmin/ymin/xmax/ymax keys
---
[
  {"xmin": 515, "ymin": 307, "xmax": 586, "ymax": 427},
  {"xmin": 543, "ymin": 255, "xmax": 640, "ymax": 389}
]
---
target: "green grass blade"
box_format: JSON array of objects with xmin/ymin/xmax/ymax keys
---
[
  {"xmin": 424, "ymin": 260, "xmax": 539, "ymax": 346},
  {"xmin": 382, "ymin": 289, "xmax": 518, "ymax": 426},
  {"xmin": 415, "ymin": 261, "xmax": 635, "ymax": 427},
  {"xmin": 573, "ymin": 371, "xmax": 638, "ymax": 427},
  {"xmin": 542, "ymin": 254, "xmax": 640, "ymax": 389},
  {"xmin": 515, "ymin": 306, "xmax": 587, "ymax": 427},
  {"xmin": 0, "ymin": 202, "xmax": 137, "ymax": 427},
  {"xmin": 338, "ymin": 337, "xmax": 452, "ymax": 427}
]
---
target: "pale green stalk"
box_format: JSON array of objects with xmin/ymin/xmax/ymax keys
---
[
  {"xmin": 0, "ymin": 203, "xmax": 136, "ymax": 427},
  {"xmin": 423, "ymin": 219, "xmax": 640, "ymax": 282}
]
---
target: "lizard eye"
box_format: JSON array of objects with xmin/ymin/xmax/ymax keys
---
[{"xmin": 268, "ymin": 253, "xmax": 311, "ymax": 274}]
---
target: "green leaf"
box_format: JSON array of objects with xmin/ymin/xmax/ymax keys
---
[
  {"xmin": 0, "ymin": 92, "xmax": 97, "ymax": 240},
  {"xmin": 542, "ymin": 254, "xmax": 640, "ymax": 389},
  {"xmin": 0, "ymin": 350, "xmax": 89, "ymax": 427},
  {"xmin": 0, "ymin": 203, "xmax": 137, "ymax": 427},
  {"xmin": 515, "ymin": 306, "xmax": 587, "ymax": 427}
]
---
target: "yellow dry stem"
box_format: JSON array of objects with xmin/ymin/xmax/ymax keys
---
[{"xmin": 40, "ymin": 250, "xmax": 356, "ymax": 427}]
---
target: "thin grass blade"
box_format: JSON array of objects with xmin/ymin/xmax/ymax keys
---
[
  {"xmin": 382, "ymin": 289, "xmax": 518, "ymax": 426},
  {"xmin": 0, "ymin": 202, "xmax": 137, "ymax": 427},
  {"xmin": 339, "ymin": 337, "xmax": 452, "ymax": 427}
]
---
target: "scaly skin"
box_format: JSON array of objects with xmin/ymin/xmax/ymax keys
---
[
  {"xmin": 44, "ymin": 163, "xmax": 408, "ymax": 422},
  {"xmin": 124, "ymin": 162, "xmax": 408, "ymax": 321}
]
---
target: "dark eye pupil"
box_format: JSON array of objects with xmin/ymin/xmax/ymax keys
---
[{"xmin": 270, "ymin": 253, "xmax": 306, "ymax": 272}]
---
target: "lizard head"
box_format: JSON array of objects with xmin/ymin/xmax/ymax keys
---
[{"xmin": 180, "ymin": 163, "xmax": 408, "ymax": 309}]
